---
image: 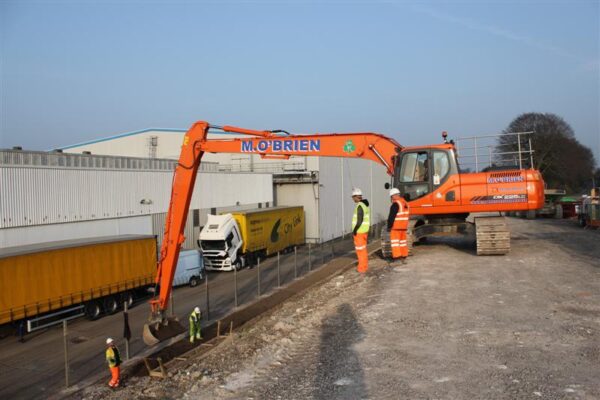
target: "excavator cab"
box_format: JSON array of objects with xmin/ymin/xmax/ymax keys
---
[{"xmin": 393, "ymin": 145, "xmax": 460, "ymax": 204}]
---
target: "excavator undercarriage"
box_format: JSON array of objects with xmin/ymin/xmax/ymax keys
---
[{"xmin": 381, "ymin": 214, "xmax": 510, "ymax": 258}]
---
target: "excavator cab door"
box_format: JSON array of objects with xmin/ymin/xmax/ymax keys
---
[
  {"xmin": 431, "ymin": 149, "xmax": 461, "ymax": 208},
  {"xmin": 394, "ymin": 150, "xmax": 434, "ymax": 205}
]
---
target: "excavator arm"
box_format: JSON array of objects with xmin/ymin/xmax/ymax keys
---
[
  {"xmin": 143, "ymin": 121, "xmax": 402, "ymax": 345},
  {"xmin": 200, "ymin": 129, "xmax": 402, "ymax": 175}
]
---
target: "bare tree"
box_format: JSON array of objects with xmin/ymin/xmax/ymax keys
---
[{"xmin": 498, "ymin": 113, "xmax": 596, "ymax": 193}]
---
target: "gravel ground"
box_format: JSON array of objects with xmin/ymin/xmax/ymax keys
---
[{"xmin": 82, "ymin": 218, "xmax": 600, "ymax": 400}]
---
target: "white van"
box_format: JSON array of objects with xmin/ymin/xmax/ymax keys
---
[{"xmin": 173, "ymin": 250, "xmax": 205, "ymax": 287}]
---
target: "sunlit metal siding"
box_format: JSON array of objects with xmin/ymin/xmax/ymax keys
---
[
  {"xmin": 0, "ymin": 216, "xmax": 153, "ymax": 249},
  {"xmin": 316, "ymin": 158, "xmax": 389, "ymax": 242},
  {"xmin": 151, "ymin": 212, "xmax": 197, "ymax": 250},
  {"xmin": 1, "ymin": 167, "xmax": 273, "ymax": 229}
]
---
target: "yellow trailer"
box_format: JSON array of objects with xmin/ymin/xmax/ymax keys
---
[
  {"xmin": 231, "ymin": 206, "xmax": 305, "ymax": 256},
  {"xmin": 0, "ymin": 235, "xmax": 157, "ymax": 326},
  {"xmin": 200, "ymin": 206, "xmax": 305, "ymax": 271}
]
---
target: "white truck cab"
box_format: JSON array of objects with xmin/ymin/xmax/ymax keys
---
[{"xmin": 199, "ymin": 214, "xmax": 244, "ymax": 271}]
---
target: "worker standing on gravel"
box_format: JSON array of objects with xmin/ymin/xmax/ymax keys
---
[
  {"xmin": 105, "ymin": 338, "xmax": 122, "ymax": 388},
  {"xmin": 351, "ymin": 188, "xmax": 370, "ymax": 273},
  {"xmin": 189, "ymin": 306, "xmax": 202, "ymax": 344},
  {"xmin": 388, "ymin": 188, "xmax": 410, "ymax": 263}
]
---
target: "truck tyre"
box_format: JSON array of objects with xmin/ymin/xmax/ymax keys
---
[
  {"xmin": 234, "ymin": 259, "xmax": 242, "ymax": 271},
  {"xmin": 189, "ymin": 276, "xmax": 199, "ymax": 287},
  {"xmin": 122, "ymin": 291, "xmax": 134, "ymax": 308},
  {"xmin": 84, "ymin": 301, "xmax": 102, "ymax": 320},
  {"xmin": 103, "ymin": 296, "xmax": 119, "ymax": 315}
]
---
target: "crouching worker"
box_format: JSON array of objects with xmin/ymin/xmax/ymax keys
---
[
  {"xmin": 189, "ymin": 306, "xmax": 202, "ymax": 344},
  {"xmin": 105, "ymin": 338, "xmax": 122, "ymax": 388}
]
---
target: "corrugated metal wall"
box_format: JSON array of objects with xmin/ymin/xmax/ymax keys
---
[
  {"xmin": 0, "ymin": 216, "xmax": 153, "ymax": 248},
  {"xmin": 318, "ymin": 157, "xmax": 390, "ymax": 242},
  {"xmin": 152, "ymin": 212, "xmax": 196, "ymax": 250},
  {"xmin": 1, "ymin": 167, "xmax": 273, "ymax": 229}
]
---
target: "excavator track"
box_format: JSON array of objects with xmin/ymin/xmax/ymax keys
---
[
  {"xmin": 474, "ymin": 216, "xmax": 510, "ymax": 255},
  {"xmin": 381, "ymin": 227, "xmax": 392, "ymax": 258},
  {"xmin": 380, "ymin": 223, "xmax": 414, "ymax": 259}
]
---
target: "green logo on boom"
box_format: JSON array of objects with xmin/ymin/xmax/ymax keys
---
[{"xmin": 343, "ymin": 140, "xmax": 356, "ymax": 154}]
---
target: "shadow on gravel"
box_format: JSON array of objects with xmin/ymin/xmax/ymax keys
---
[{"xmin": 313, "ymin": 303, "xmax": 367, "ymax": 400}]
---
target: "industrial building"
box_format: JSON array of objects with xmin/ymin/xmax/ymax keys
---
[
  {"xmin": 58, "ymin": 128, "xmax": 391, "ymax": 242},
  {"xmin": 0, "ymin": 149, "xmax": 272, "ymax": 249}
]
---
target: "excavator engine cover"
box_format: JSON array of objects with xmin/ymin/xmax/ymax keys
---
[{"xmin": 143, "ymin": 317, "xmax": 186, "ymax": 346}]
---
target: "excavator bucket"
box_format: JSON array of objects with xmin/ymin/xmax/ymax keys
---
[{"xmin": 143, "ymin": 317, "xmax": 186, "ymax": 346}]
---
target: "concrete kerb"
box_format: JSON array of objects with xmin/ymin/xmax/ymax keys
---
[{"xmin": 57, "ymin": 240, "xmax": 381, "ymax": 399}]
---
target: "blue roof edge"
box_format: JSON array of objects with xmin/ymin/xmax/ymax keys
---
[
  {"xmin": 57, "ymin": 128, "xmax": 246, "ymax": 151},
  {"xmin": 58, "ymin": 128, "xmax": 188, "ymax": 150}
]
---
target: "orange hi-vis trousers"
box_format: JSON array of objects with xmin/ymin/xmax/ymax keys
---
[
  {"xmin": 390, "ymin": 229, "xmax": 408, "ymax": 258},
  {"xmin": 109, "ymin": 366, "xmax": 120, "ymax": 387},
  {"xmin": 353, "ymin": 232, "xmax": 368, "ymax": 273}
]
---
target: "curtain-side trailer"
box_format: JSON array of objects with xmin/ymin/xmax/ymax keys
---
[{"xmin": 0, "ymin": 235, "xmax": 157, "ymax": 332}]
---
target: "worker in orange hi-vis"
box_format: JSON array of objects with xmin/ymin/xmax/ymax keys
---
[
  {"xmin": 351, "ymin": 188, "xmax": 370, "ymax": 273},
  {"xmin": 105, "ymin": 337, "xmax": 122, "ymax": 388},
  {"xmin": 388, "ymin": 188, "xmax": 410, "ymax": 263}
]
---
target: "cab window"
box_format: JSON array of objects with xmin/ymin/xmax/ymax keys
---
[
  {"xmin": 400, "ymin": 152, "xmax": 429, "ymax": 182},
  {"xmin": 397, "ymin": 151, "xmax": 430, "ymax": 201},
  {"xmin": 432, "ymin": 151, "xmax": 450, "ymax": 185}
]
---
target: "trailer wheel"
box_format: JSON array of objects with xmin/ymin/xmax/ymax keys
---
[
  {"xmin": 189, "ymin": 276, "xmax": 200, "ymax": 287},
  {"xmin": 103, "ymin": 296, "xmax": 119, "ymax": 315},
  {"xmin": 84, "ymin": 301, "xmax": 102, "ymax": 320},
  {"xmin": 122, "ymin": 291, "xmax": 134, "ymax": 308}
]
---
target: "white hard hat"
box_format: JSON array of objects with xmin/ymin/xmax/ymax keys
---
[
  {"xmin": 351, "ymin": 188, "xmax": 362, "ymax": 197},
  {"xmin": 194, "ymin": 307, "xmax": 200, "ymax": 314},
  {"xmin": 106, "ymin": 338, "xmax": 114, "ymax": 345},
  {"xmin": 389, "ymin": 188, "xmax": 401, "ymax": 197}
]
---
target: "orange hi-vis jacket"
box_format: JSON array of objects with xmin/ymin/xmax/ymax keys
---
[{"xmin": 392, "ymin": 198, "xmax": 410, "ymax": 230}]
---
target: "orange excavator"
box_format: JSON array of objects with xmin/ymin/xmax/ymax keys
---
[{"xmin": 142, "ymin": 121, "xmax": 544, "ymax": 345}]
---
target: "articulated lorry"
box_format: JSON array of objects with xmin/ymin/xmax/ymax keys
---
[
  {"xmin": 199, "ymin": 206, "xmax": 305, "ymax": 271},
  {"xmin": 0, "ymin": 235, "xmax": 157, "ymax": 331}
]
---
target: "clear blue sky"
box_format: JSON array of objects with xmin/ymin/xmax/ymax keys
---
[{"xmin": 1, "ymin": 0, "xmax": 598, "ymax": 162}]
